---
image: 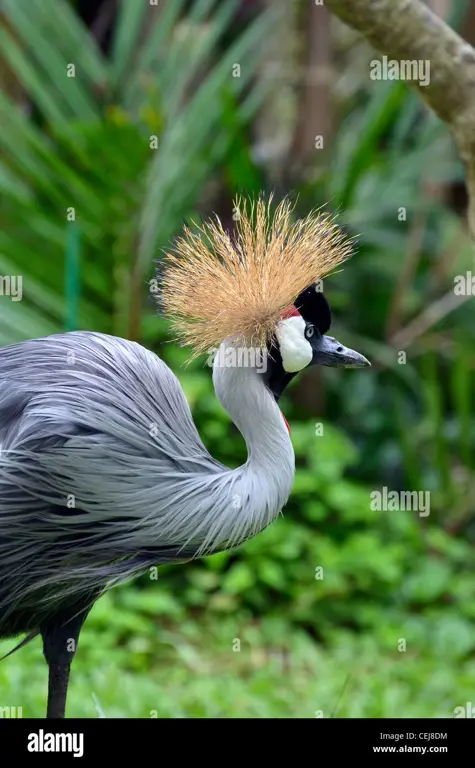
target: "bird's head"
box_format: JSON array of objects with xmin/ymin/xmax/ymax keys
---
[
  {"xmin": 155, "ymin": 194, "xmax": 370, "ymax": 401},
  {"xmin": 263, "ymin": 283, "xmax": 369, "ymax": 403}
]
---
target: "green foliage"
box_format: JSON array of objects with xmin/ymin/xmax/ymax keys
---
[
  {"xmin": 2, "ymin": 614, "xmax": 475, "ymax": 718},
  {"xmin": 0, "ymin": 0, "xmax": 272, "ymax": 342}
]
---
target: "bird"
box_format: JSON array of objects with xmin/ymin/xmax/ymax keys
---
[{"xmin": 0, "ymin": 196, "xmax": 370, "ymax": 718}]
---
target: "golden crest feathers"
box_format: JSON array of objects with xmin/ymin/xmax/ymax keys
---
[{"xmin": 157, "ymin": 195, "xmax": 354, "ymax": 359}]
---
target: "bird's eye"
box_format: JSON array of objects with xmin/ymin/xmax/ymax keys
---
[{"xmin": 305, "ymin": 325, "xmax": 315, "ymax": 339}]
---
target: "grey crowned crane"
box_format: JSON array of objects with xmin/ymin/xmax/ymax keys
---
[{"xmin": 0, "ymin": 197, "xmax": 369, "ymax": 717}]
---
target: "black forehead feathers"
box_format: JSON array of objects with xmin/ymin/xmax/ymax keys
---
[{"xmin": 295, "ymin": 284, "xmax": 331, "ymax": 334}]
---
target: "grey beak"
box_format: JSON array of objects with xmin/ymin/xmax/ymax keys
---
[{"xmin": 312, "ymin": 335, "xmax": 371, "ymax": 369}]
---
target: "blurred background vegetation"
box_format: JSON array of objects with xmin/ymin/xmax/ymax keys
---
[{"xmin": 0, "ymin": 0, "xmax": 474, "ymax": 717}]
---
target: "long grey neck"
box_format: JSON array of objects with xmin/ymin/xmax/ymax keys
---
[{"xmin": 211, "ymin": 339, "xmax": 295, "ymax": 548}]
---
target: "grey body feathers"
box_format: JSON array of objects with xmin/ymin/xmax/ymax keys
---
[{"xmin": 0, "ymin": 331, "xmax": 294, "ymax": 637}]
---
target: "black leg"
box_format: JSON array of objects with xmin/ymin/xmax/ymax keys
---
[
  {"xmin": 46, "ymin": 660, "xmax": 72, "ymax": 719},
  {"xmin": 40, "ymin": 597, "xmax": 96, "ymax": 719}
]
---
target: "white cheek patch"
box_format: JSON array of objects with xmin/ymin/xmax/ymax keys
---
[{"xmin": 275, "ymin": 315, "xmax": 313, "ymax": 373}]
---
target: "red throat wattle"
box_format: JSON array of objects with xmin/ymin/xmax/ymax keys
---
[{"xmin": 280, "ymin": 305, "xmax": 301, "ymax": 320}]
